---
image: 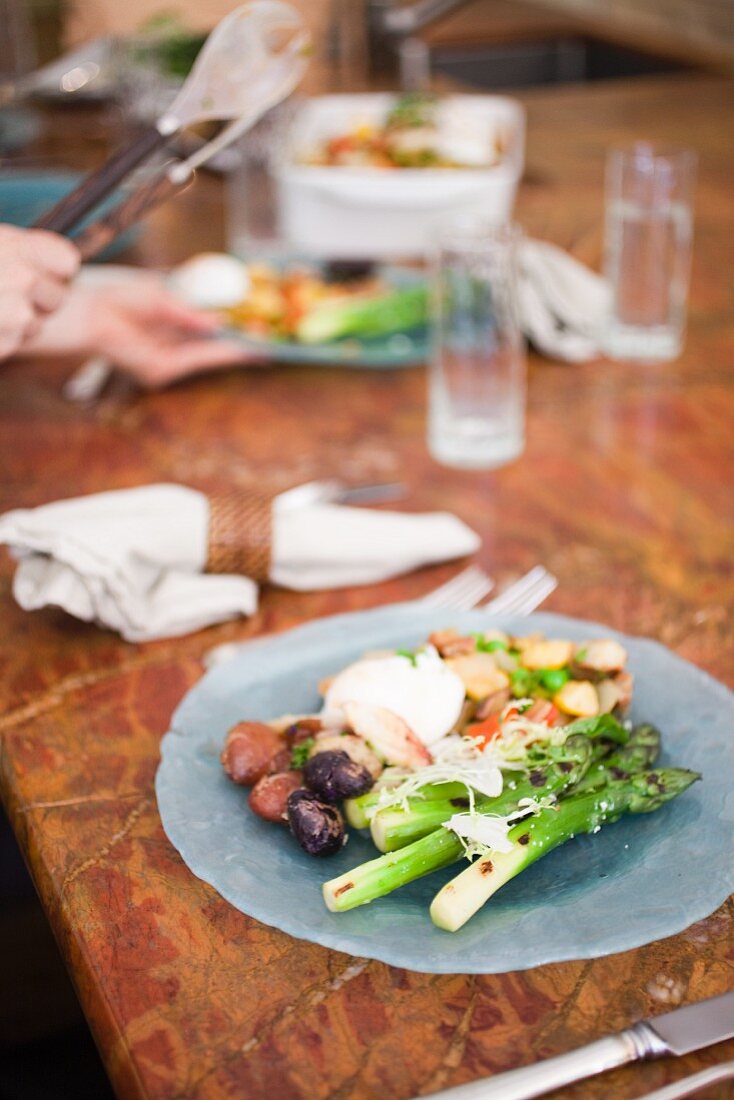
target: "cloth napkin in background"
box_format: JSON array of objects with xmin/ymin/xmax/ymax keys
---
[
  {"xmin": 0, "ymin": 485, "xmax": 480, "ymax": 642},
  {"xmin": 517, "ymin": 240, "xmax": 609, "ymax": 363}
]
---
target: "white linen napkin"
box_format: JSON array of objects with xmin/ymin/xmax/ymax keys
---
[
  {"xmin": 0, "ymin": 485, "xmax": 480, "ymax": 642},
  {"xmin": 518, "ymin": 240, "xmax": 608, "ymax": 363}
]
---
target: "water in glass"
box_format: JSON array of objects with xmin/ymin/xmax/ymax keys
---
[
  {"xmin": 428, "ymin": 224, "xmax": 525, "ymax": 469},
  {"xmin": 603, "ymin": 145, "xmax": 695, "ymax": 362}
]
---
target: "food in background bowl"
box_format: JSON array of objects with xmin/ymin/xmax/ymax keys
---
[
  {"xmin": 302, "ymin": 92, "xmax": 505, "ymax": 170},
  {"xmin": 275, "ymin": 93, "xmax": 525, "ymax": 259}
]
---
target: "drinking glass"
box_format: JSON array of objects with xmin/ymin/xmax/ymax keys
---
[
  {"xmin": 428, "ymin": 221, "xmax": 526, "ymax": 469},
  {"xmin": 226, "ymin": 100, "xmax": 298, "ymax": 258},
  {"xmin": 602, "ymin": 144, "xmax": 696, "ymax": 362}
]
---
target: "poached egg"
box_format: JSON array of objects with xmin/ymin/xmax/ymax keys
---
[
  {"xmin": 171, "ymin": 252, "xmax": 250, "ymax": 310},
  {"xmin": 322, "ymin": 645, "xmax": 465, "ymax": 747}
]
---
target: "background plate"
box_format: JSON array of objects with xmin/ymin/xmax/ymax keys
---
[
  {"xmin": 156, "ymin": 609, "xmax": 734, "ymax": 974},
  {"xmin": 220, "ymin": 265, "xmax": 428, "ymax": 369}
]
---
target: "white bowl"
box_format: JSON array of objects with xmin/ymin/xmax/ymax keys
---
[{"xmin": 274, "ymin": 93, "xmax": 525, "ymax": 260}]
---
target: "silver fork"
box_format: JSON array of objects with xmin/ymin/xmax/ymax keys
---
[
  {"xmin": 417, "ymin": 564, "xmax": 494, "ymax": 611},
  {"xmin": 479, "ymin": 564, "xmax": 557, "ymax": 616},
  {"xmin": 203, "ymin": 565, "xmax": 495, "ymax": 669}
]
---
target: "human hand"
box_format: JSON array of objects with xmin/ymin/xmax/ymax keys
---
[
  {"xmin": 86, "ymin": 277, "xmax": 251, "ymax": 387},
  {"xmin": 25, "ymin": 274, "xmax": 252, "ymax": 387},
  {"xmin": 0, "ymin": 224, "xmax": 80, "ymax": 360}
]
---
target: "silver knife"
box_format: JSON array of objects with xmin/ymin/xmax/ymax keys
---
[{"xmin": 425, "ymin": 991, "xmax": 734, "ymax": 1100}]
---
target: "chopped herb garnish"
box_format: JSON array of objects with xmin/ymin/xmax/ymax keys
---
[
  {"xmin": 290, "ymin": 738, "xmax": 315, "ymax": 769},
  {"xmin": 396, "ymin": 648, "xmax": 419, "ymax": 667},
  {"xmin": 575, "ymin": 648, "xmax": 588, "ymax": 662}
]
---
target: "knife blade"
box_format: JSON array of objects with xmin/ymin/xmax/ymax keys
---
[
  {"xmin": 423, "ymin": 990, "xmax": 734, "ymax": 1100},
  {"xmin": 646, "ymin": 990, "xmax": 734, "ymax": 1056}
]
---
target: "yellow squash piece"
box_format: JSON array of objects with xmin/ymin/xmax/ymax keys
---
[
  {"xmin": 553, "ymin": 679, "xmax": 599, "ymax": 718},
  {"xmin": 520, "ymin": 639, "xmax": 575, "ymax": 671},
  {"xmin": 445, "ymin": 653, "xmax": 510, "ymax": 702}
]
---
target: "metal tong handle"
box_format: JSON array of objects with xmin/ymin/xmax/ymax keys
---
[
  {"xmin": 70, "ymin": 112, "xmax": 252, "ymax": 263},
  {"xmin": 32, "ymin": 119, "xmax": 177, "ymax": 236},
  {"xmin": 73, "ymin": 164, "xmax": 192, "ymax": 262}
]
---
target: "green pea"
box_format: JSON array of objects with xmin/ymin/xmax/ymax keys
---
[
  {"xmin": 539, "ymin": 667, "xmax": 570, "ymax": 693},
  {"xmin": 475, "ymin": 637, "xmax": 508, "ymax": 653}
]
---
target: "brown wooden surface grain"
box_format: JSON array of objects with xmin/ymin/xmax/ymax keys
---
[{"xmin": 1, "ymin": 75, "xmax": 733, "ymax": 1099}]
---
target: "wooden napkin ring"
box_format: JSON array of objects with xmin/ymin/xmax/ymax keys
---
[{"xmin": 206, "ymin": 492, "xmax": 272, "ymax": 582}]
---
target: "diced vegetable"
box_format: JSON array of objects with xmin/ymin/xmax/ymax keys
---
[
  {"xmin": 428, "ymin": 629, "xmax": 475, "ymax": 657},
  {"xmin": 595, "ymin": 678, "xmax": 623, "ymax": 714},
  {"xmin": 575, "ymin": 639, "xmax": 627, "ymax": 673},
  {"xmin": 444, "ymin": 653, "xmax": 510, "ymax": 702},
  {"xmin": 523, "ymin": 699, "xmax": 560, "ymax": 726},
  {"xmin": 520, "ymin": 640, "xmax": 575, "ymax": 671},
  {"xmin": 554, "ymin": 679, "xmax": 599, "ymax": 717},
  {"xmin": 465, "ymin": 712, "xmax": 503, "ymax": 746}
]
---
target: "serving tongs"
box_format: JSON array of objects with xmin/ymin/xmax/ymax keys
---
[{"xmin": 32, "ymin": 1, "xmax": 309, "ymax": 258}]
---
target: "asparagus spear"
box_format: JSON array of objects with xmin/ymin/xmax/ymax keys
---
[
  {"xmin": 370, "ymin": 747, "xmax": 577, "ymax": 853},
  {"xmin": 346, "ymin": 710, "xmax": 630, "ymax": 832},
  {"xmin": 296, "ymin": 285, "xmax": 428, "ymax": 345},
  {"xmin": 345, "ymin": 781, "xmax": 468, "ymax": 830},
  {"xmin": 369, "ymin": 725, "xmax": 641, "ymax": 853},
  {"xmin": 430, "ymin": 767, "xmax": 699, "ymax": 932},
  {"xmin": 573, "ymin": 722, "xmax": 661, "ymax": 794},
  {"xmin": 323, "ymin": 736, "xmax": 593, "ymax": 912}
]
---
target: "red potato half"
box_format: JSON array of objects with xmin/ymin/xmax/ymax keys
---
[
  {"xmin": 221, "ymin": 721, "xmax": 286, "ymax": 786},
  {"xmin": 249, "ymin": 771, "xmax": 304, "ymax": 823}
]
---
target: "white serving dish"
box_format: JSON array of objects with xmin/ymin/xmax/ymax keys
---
[{"xmin": 274, "ymin": 93, "xmax": 525, "ymax": 260}]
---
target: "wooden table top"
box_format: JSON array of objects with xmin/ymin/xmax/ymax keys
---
[{"xmin": 1, "ymin": 74, "xmax": 733, "ymax": 1099}]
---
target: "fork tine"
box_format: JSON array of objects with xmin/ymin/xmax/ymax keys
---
[
  {"xmin": 419, "ymin": 565, "xmax": 492, "ymax": 609},
  {"xmin": 442, "ymin": 571, "xmax": 494, "ymax": 610},
  {"xmin": 480, "ymin": 571, "xmax": 538, "ymax": 613},
  {"xmin": 508, "ymin": 577, "xmax": 557, "ymax": 615},
  {"xmin": 486, "ymin": 577, "xmax": 550, "ymax": 616},
  {"xmin": 480, "ymin": 566, "xmax": 557, "ymax": 616},
  {"xmin": 437, "ymin": 571, "xmax": 495, "ymax": 611}
]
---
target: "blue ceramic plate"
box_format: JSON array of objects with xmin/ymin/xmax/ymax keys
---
[
  {"xmin": 220, "ymin": 266, "xmax": 428, "ymax": 369},
  {"xmin": 156, "ymin": 609, "xmax": 734, "ymax": 973},
  {"xmin": 0, "ymin": 170, "xmax": 138, "ymax": 260}
]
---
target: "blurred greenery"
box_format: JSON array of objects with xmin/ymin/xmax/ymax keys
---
[{"xmin": 132, "ymin": 12, "xmax": 206, "ymax": 78}]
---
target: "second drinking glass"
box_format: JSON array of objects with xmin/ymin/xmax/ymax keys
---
[
  {"xmin": 428, "ymin": 222, "xmax": 526, "ymax": 470},
  {"xmin": 602, "ymin": 144, "xmax": 696, "ymax": 363}
]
